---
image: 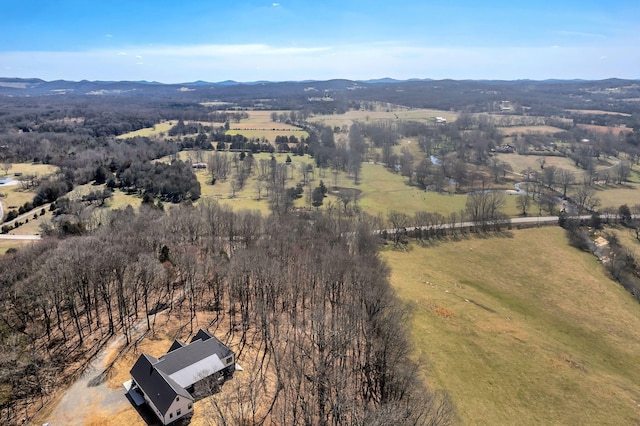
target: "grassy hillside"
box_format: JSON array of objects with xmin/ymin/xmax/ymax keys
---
[{"xmin": 383, "ymin": 227, "xmax": 640, "ymax": 425}]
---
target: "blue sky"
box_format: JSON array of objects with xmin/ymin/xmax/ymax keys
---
[{"xmin": 1, "ymin": 0, "xmax": 639, "ymax": 82}]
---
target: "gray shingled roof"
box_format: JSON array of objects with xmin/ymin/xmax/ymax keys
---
[
  {"xmin": 167, "ymin": 339, "xmax": 186, "ymax": 353},
  {"xmin": 130, "ymin": 353, "xmax": 192, "ymax": 415},
  {"xmin": 130, "ymin": 329, "xmax": 233, "ymax": 418}
]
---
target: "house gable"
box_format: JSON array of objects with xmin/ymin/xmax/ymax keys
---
[{"xmin": 130, "ymin": 329, "xmax": 234, "ymax": 425}]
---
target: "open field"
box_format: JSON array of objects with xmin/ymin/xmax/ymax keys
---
[
  {"xmin": 498, "ymin": 125, "xmax": 565, "ymax": 135},
  {"xmin": 6, "ymin": 210, "xmax": 47, "ymax": 234},
  {"xmin": 383, "ymin": 227, "xmax": 640, "ymax": 425},
  {"xmin": 609, "ymin": 226, "xmax": 640, "ymax": 259},
  {"xmin": 116, "ymin": 121, "xmax": 176, "ymax": 139},
  {"xmin": 494, "ymin": 153, "xmax": 582, "ymax": 175},
  {"xmin": 308, "ymin": 108, "xmax": 458, "ymax": 128},
  {"xmin": 577, "ymin": 123, "xmax": 633, "ymax": 134},
  {"xmin": 0, "ymin": 186, "xmax": 35, "ymax": 211},
  {"xmin": 1, "ymin": 164, "xmax": 57, "ymax": 220},
  {"xmin": 566, "ymin": 109, "xmax": 632, "ymax": 116},
  {"xmin": 2, "ymin": 162, "xmax": 58, "ymax": 176},
  {"xmin": 225, "ymin": 128, "xmax": 309, "ymax": 141},
  {"xmin": 0, "ymin": 239, "xmax": 35, "ymax": 254},
  {"xmin": 226, "ymin": 110, "xmax": 309, "ymax": 140},
  {"xmin": 593, "ymin": 184, "xmax": 640, "ymax": 209}
]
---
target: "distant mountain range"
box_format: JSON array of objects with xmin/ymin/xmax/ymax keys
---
[
  {"xmin": 2, "ymin": 77, "xmax": 639, "ymax": 117},
  {"xmin": 2, "ymin": 76, "xmax": 637, "ymax": 98}
]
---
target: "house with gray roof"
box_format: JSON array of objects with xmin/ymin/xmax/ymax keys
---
[{"xmin": 129, "ymin": 329, "xmax": 235, "ymax": 424}]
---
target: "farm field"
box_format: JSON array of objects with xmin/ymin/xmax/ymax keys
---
[
  {"xmin": 593, "ymin": 184, "xmax": 640, "ymax": 209},
  {"xmin": 497, "ymin": 125, "xmax": 565, "ymax": 135},
  {"xmin": 383, "ymin": 227, "xmax": 640, "ymax": 425},
  {"xmin": 609, "ymin": 226, "xmax": 640, "ymax": 259},
  {"xmin": 577, "ymin": 123, "xmax": 633, "ymax": 134},
  {"xmin": 565, "ymin": 109, "xmax": 632, "ymax": 116},
  {"xmin": 308, "ymin": 108, "xmax": 458, "ymax": 128},
  {"xmin": 226, "ymin": 110, "xmax": 309, "ymax": 140},
  {"xmin": 494, "ymin": 153, "xmax": 583, "ymax": 175},
  {"xmin": 116, "ymin": 121, "xmax": 176, "ymax": 139}
]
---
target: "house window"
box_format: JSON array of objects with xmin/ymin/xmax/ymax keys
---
[
  {"xmin": 225, "ymin": 356, "xmax": 233, "ymax": 365},
  {"xmin": 188, "ymin": 403, "xmax": 192, "ymax": 410},
  {"xmin": 176, "ymin": 396, "xmax": 179, "ymax": 401},
  {"xmin": 169, "ymin": 413, "xmax": 173, "ymax": 419},
  {"xmin": 177, "ymin": 409, "xmax": 182, "ymax": 416}
]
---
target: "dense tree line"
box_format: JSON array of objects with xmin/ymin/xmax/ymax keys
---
[{"xmin": 0, "ymin": 203, "xmax": 453, "ymax": 425}]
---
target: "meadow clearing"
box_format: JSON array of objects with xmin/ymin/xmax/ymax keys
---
[
  {"xmin": 497, "ymin": 125, "xmax": 566, "ymax": 136},
  {"xmin": 308, "ymin": 107, "xmax": 458, "ymax": 128},
  {"xmin": 0, "ymin": 162, "xmax": 57, "ymax": 214},
  {"xmin": 383, "ymin": 227, "xmax": 640, "ymax": 425},
  {"xmin": 115, "ymin": 121, "xmax": 176, "ymax": 139},
  {"xmin": 225, "ymin": 110, "xmax": 309, "ymax": 140}
]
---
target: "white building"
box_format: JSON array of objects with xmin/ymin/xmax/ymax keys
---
[{"xmin": 128, "ymin": 329, "xmax": 235, "ymax": 424}]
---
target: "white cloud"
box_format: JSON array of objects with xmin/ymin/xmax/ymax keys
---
[
  {"xmin": 0, "ymin": 42, "xmax": 637, "ymax": 82},
  {"xmin": 272, "ymin": 2, "xmax": 280, "ymax": 6},
  {"xmin": 105, "ymin": 34, "xmax": 113, "ymax": 38}
]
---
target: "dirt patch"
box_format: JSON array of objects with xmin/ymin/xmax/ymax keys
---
[{"xmin": 434, "ymin": 306, "xmax": 454, "ymax": 318}]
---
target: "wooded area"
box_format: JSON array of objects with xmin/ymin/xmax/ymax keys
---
[
  {"xmin": 0, "ymin": 203, "xmax": 453, "ymax": 424},
  {"xmin": 2, "ymin": 77, "xmax": 640, "ymax": 425}
]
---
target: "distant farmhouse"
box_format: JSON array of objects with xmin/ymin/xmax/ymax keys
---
[
  {"xmin": 127, "ymin": 329, "xmax": 235, "ymax": 425},
  {"xmin": 435, "ymin": 116, "xmax": 447, "ymax": 124}
]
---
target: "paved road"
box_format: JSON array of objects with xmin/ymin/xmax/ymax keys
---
[{"xmin": 377, "ymin": 215, "xmax": 574, "ymax": 236}]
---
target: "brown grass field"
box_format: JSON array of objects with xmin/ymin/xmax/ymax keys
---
[
  {"xmin": 383, "ymin": 227, "xmax": 640, "ymax": 425},
  {"xmin": 308, "ymin": 108, "xmax": 458, "ymax": 128},
  {"xmin": 566, "ymin": 109, "xmax": 632, "ymax": 117},
  {"xmin": 498, "ymin": 125, "xmax": 565, "ymax": 136},
  {"xmin": 0, "ymin": 239, "xmax": 35, "ymax": 254},
  {"xmin": 225, "ymin": 110, "xmax": 309, "ymax": 140},
  {"xmin": 577, "ymin": 123, "xmax": 633, "ymax": 134}
]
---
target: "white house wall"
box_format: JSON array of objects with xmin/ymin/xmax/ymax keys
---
[{"xmin": 163, "ymin": 396, "xmax": 193, "ymax": 425}]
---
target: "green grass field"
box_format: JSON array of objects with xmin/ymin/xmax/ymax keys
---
[
  {"xmin": 116, "ymin": 121, "xmax": 175, "ymax": 139},
  {"xmin": 225, "ymin": 110, "xmax": 309, "ymax": 141},
  {"xmin": 609, "ymin": 226, "xmax": 640, "ymax": 259},
  {"xmin": 494, "ymin": 153, "xmax": 582, "ymax": 175},
  {"xmin": 592, "ymin": 183, "xmax": 640, "ymax": 210},
  {"xmin": 382, "ymin": 227, "xmax": 640, "ymax": 425}
]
